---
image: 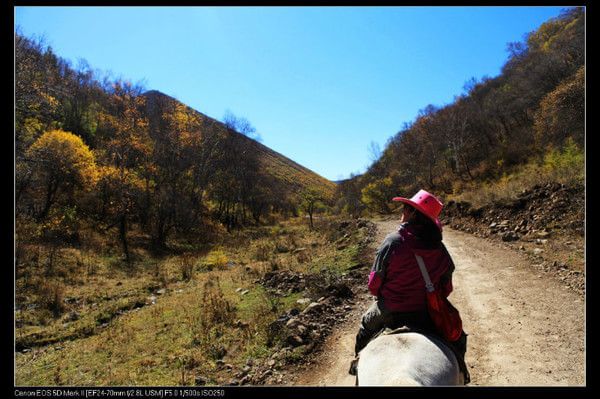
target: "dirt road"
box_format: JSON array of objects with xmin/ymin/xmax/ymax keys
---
[{"xmin": 294, "ymin": 219, "xmax": 585, "ymax": 386}]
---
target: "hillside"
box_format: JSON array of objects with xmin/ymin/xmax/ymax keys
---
[
  {"xmin": 142, "ymin": 90, "xmax": 336, "ymax": 201},
  {"xmin": 16, "ymin": 27, "xmax": 339, "ymax": 255},
  {"xmin": 337, "ymin": 7, "xmax": 584, "ymax": 215}
]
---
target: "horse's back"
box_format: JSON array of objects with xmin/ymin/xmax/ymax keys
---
[{"xmin": 357, "ymin": 332, "xmax": 463, "ymax": 386}]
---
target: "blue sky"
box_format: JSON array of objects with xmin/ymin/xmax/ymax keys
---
[{"xmin": 14, "ymin": 6, "xmax": 568, "ymax": 181}]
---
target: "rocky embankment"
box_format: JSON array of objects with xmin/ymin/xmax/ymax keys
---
[{"xmin": 442, "ymin": 182, "xmax": 585, "ymax": 295}]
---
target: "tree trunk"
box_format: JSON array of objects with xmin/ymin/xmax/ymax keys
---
[
  {"xmin": 38, "ymin": 179, "xmax": 58, "ymax": 221},
  {"xmin": 460, "ymin": 153, "xmax": 474, "ymax": 180},
  {"xmin": 119, "ymin": 214, "xmax": 130, "ymax": 264},
  {"xmin": 15, "ymin": 170, "xmax": 32, "ymax": 206},
  {"xmin": 153, "ymin": 216, "xmax": 167, "ymax": 249}
]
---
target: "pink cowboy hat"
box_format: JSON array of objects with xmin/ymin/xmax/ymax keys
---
[{"xmin": 392, "ymin": 189, "xmax": 444, "ymax": 232}]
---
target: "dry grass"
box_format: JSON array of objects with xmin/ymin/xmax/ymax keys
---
[
  {"xmin": 449, "ymin": 144, "xmax": 584, "ymax": 208},
  {"xmin": 179, "ymin": 254, "xmax": 196, "ymax": 281},
  {"xmin": 37, "ymin": 280, "xmax": 65, "ymax": 317},
  {"xmin": 15, "ymin": 216, "xmax": 368, "ymax": 385},
  {"xmin": 253, "ymin": 241, "xmax": 274, "ymax": 261}
]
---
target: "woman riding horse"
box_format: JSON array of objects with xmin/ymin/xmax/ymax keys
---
[{"xmin": 352, "ymin": 189, "xmax": 470, "ymax": 384}]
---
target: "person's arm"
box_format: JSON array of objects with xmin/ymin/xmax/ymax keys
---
[
  {"xmin": 439, "ymin": 244, "xmax": 455, "ymax": 297},
  {"xmin": 368, "ymin": 232, "xmax": 401, "ymax": 296}
]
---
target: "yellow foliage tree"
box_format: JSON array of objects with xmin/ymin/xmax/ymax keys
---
[
  {"xmin": 361, "ymin": 177, "xmax": 395, "ymax": 214},
  {"xmin": 26, "ymin": 129, "xmax": 98, "ymax": 220},
  {"xmin": 96, "ymin": 81, "xmax": 152, "ymax": 261},
  {"xmin": 300, "ymin": 188, "xmax": 326, "ymax": 230}
]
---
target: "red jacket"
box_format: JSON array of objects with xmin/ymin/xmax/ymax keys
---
[{"xmin": 368, "ymin": 223, "xmax": 454, "ymax": 312}]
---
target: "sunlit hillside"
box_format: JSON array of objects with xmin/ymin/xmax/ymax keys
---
[{"xmin": 143, "ymin": 90, "xmax": 337, "ymax": 202}]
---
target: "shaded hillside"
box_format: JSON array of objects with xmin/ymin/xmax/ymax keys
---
[
  {"xmin": 143, "ymin": 90, "xmax": 336, "ymax": 201},
  {"xmin": 336, "ymin": 7, "xmax": 584, "ymax": 215}
]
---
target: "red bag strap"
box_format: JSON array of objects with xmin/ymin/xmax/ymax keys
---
[{"xmin": 414, "ymin": 254, "xmax": 435, "ymax": 293}]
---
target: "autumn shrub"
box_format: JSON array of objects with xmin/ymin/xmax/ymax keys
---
[
  {"xmin": 542, "ymin": 138, "xmax": 584, "ymax": 183},
  {"xmin": 201, "ymin": 249, "xmax": 229, "ymax": 270},
  {"xmin": 37, "ymin": 280, "xmax": 66, "ymax": 317},
  {"xmin": 190, "ymin": 277, "xmax": 236, "ymax": 359},
  {"xmin": 200, "ymin": 277, "xmax": 235, "ymax": 325},
  {"xmin": 180, "ymin": 254, "xmax": 195, "ymax": 281}
]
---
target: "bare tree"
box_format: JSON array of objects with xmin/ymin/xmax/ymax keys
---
[
  {"xmin": 368, "ymin": 141, "xmax": 382, "ymax": 163},
  {"xmin": 223, "ymin": 110, "xmax": 262, "ymax": 142}
]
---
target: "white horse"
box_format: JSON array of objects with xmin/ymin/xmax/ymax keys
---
[{"xmin": 356, "ymin": 330, "xmax": 464, "ymax": 386}]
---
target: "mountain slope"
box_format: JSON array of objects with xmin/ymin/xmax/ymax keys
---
[{"xmin": 142, "ymin": 90, "xmax": 336, "ymax": 201}]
